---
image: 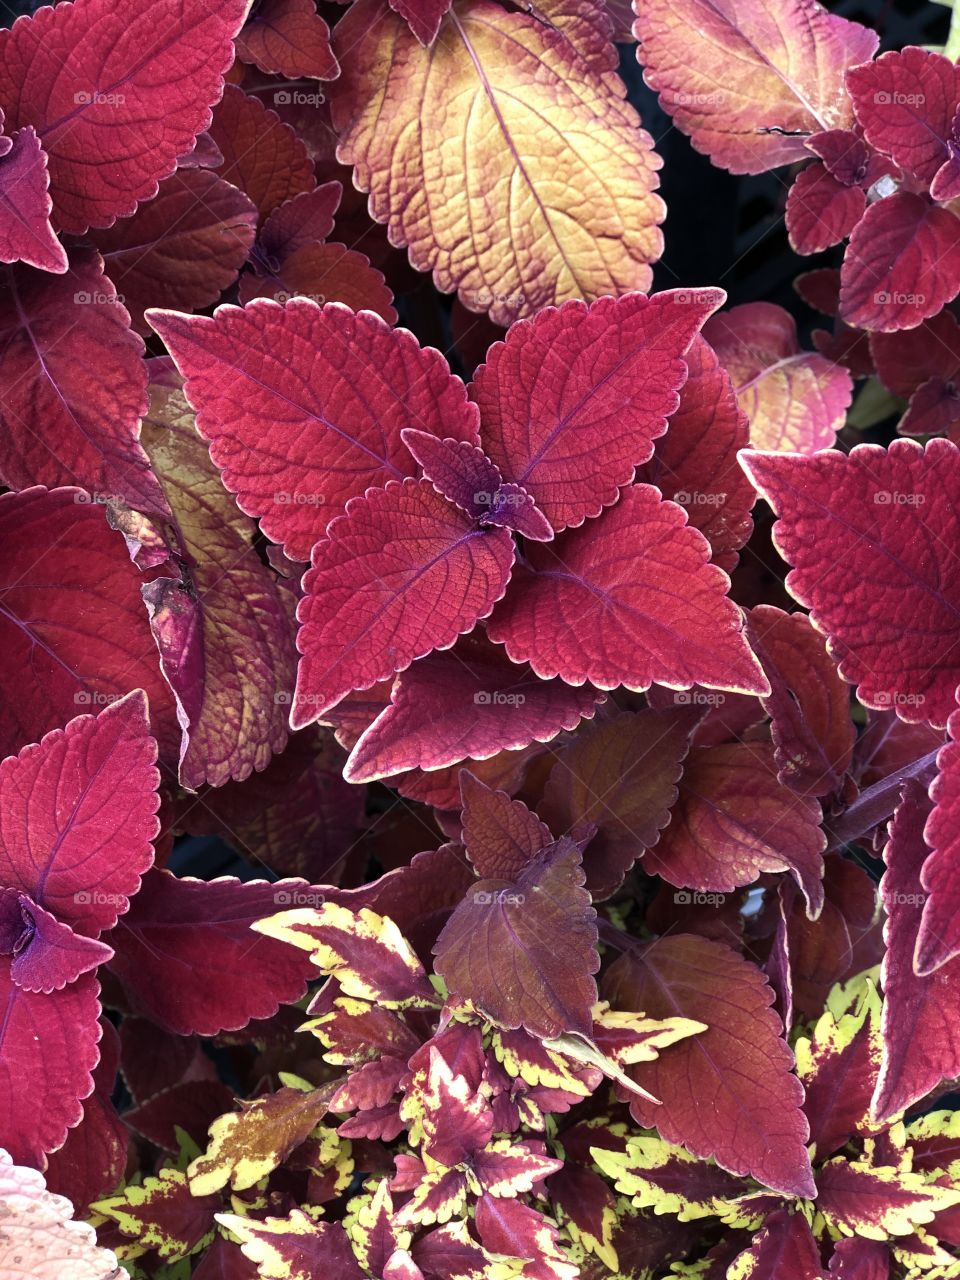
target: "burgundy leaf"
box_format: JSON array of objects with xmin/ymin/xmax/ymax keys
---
[
  {"xmin": 89, "ymin": 169, "xmax": 258, "ymax": 334},
  {"xmin": 0, "ymin": 126, "xmax": 66, "ymax": 273},
  {"xmin": 470, "ymin": 290, "xmax": 723, "ymax": 531},
  {"xmin": 786, "ymin": 162, "xmax": 865, "ymax": 256},
  {"xmin": 459, "ymin": 771, "xmax": 554, "ymax": 879},
  {"xmin": 539, "ymin": 706, "xmax": 702, "ymax": 899},
  {"xmin": 603, "ymin": 934, "xmax": 815, "ymax": 1196},
  {"xmin": 0, "ymin": 893, "xmax": 113, "ymax": 993},
  {"xmin": 434, "ymin": 836, "xmax": 599, "ymax": 1038},
  {"xmin": 487, "ymin": 484, "xmax": 768, "ymax": 697},
  {"xmin": 236, "ymin": 0, "xmax": 338, "ymax": 80},
  {"xmin": 0, "ymin": 0, "xmax": 249, "ymax": 232},
  {"xmin": 294, "ymin": 479, "xmax": 514, "ymax": 725},
  {"xmin": 258, "ymin": 183, "xmax": 342, "ymax": 261},
  {"xmin": 238, "ymin": 242, "xmax": 397, "ymax": 324},
  {"xmin": 149, "ymin": 300, "xmax": 480, "ymax": 561},
  {"xmin": 207, "ymin": 86, "xmax": 316, "ymax": 223},
  {"xmin": 918, "ymin": 707, "xmax": 960, "ymax": 972},
  {"xmin": 103, "ymin": 870, "xmax": 314, "ymax": 1035}
]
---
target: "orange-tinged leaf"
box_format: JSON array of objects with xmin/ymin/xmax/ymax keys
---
[
  {"xmin": 330, "ymin": 0, "xmax": 664, "ymax": 326},
  {"xmin": 634, "ymin": 0, "xmax": 878, "ymax": 175}
]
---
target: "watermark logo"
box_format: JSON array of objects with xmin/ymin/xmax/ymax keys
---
[
  {"xmin": 74, "ymin": 890, "xmax": 125, "ymax": 906},
  {"xmin": 74, "ymin": 490, "xmax": 123, "ymax": 505},
  {"xmin": 473, "ymin": 889, "xmax": 525, "ymax": 906},
  {"xmin": 273, "ymin": 889, "xmax": 326, "ymax": 907},
  {"xmin": 874, "ymin": 691, "xmax": 925, "ymax": 708},
  {"xmin": 273, "ymin": 90, "xmax": 323, "ymax": 107},
  {"xmin": 74, "ymin": 290, "xmax": 124, "ymax": 306},
  {"xmin": 474, "ymin": 690, "xmax": 526, "ymax": 706},
  {"xmin": 875, "ymin": 91, "xmax": 925, "ymax": 106},
  {"xmin": 673, "ymin": 489, "xmax": 727, "ymax": 507},
  {"xmin": 874, "ymin": 490, "xmax": 925, "ymax": 506},
  {"xmin": 674, "ymin": 890, "xmax": 726, "ymax": 906},
  {"xmin": 74, "ymin": 691, "xmax": 123, "ymax": 707},
  {"xmin": 874, "ymin": 291, "xmax": 925, "ymax": 308},
  {"xmin": 674, "ymin": 690, "xmax": 726, "ymax": 707},
  {"xmin": 275, "ymin": 491, "xmax": 326, "ymax": 506},
  {"xmin": 74, "ymin": 90, "xmax": 125, "ymax": 106}
]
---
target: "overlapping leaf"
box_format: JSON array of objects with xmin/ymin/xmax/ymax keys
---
[
  {"xmin": 704, "ymin": 302, "xmax": 852, "ymax": 452},
  {"xmin": 0, "ymin": 0, "xmax": 249, "ymax": 232},
  {"xmin": 743, "ymin": 440, "xmax": 960, "ymax": 729},
  {"xmin": 633, "ymin": 0, "xmax": 878, "ymax": 174},
  {"xmin": 330, "ymin": 0, "xmax": 665, "ymax": 325},
  {"xmin": 207, "ymin": 86, "xmax": 316, "ymax": 223},
  {"xmin": 0, "ymin": 127, "xmax": 66, "ymax": 273},
  {"xmin": 235, "ymin": 0, "xmax": 338, "ymax": 80},
  {"xmin": 918, "ymin": 707, "xmax": 960, "ymax": 973}
]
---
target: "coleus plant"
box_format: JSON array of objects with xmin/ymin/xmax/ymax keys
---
[{"xmin": 0, "ymin": 0, "xmax": 958, "ymax": 1275}]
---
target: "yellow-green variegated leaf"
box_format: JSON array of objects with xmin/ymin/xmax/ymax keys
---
[
  {"xmin": 93, "ymin": 1168, "xmax": 218, "ymax": 1262},
  {"xmin": 592, "ymin": 1136, "xmax": 744, "ymax": 1221},
  {"xmin": 253, "ymin": 903, "xmax": 435, "ymax": 1007},
  {"xmin": 217, "ymin": 1209, "xmax": 365, "ymax": 1280},
  {"xmin": 188, "ymin": 1084, "xmax": 334, "ymax": 1196},
  {"xmin": 330, "ymin": 0, "xmax": 664, "ymax": 327},
  {"xmin": 795, "ymin": 975, "xmax": 883, "ymax": 1160},
  {"xmin": 344, "ymin": 1179, "xmax": 410, "ymax": 1274},
  {"xmin": 816, "ymin": 1157, "xmax": 960, "ymax": 1241},
  {"xmin": 907, "ymin": 1111, "xmax": 960, "ymax": 1182}
]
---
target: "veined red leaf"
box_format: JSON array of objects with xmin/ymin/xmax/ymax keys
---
[
  {"xmin": 847, "ymin": 48, "xmax": 960, "ymax": 189},
  {"xmin": 786, "ymin": 161, "xmax": 865, "ymax": 255},
  {"xmin": 459, "ymin": 771, "xmax": 553, "ymax": 879},
  {"xmin": 644, "ymin": 742, "xmax": 825, "ymax": 916},
  {"xmin": 137, "ymin": 382, "xmax": 298, "ymax": 789},
  {"xmin": 215, "ymin": 1211, "xmax": 365, "ymax": 1280},
  {"xmin": 873, "ymin": 779, "xmax": 960, "ymax": 1122},
  {"xmin": 235, "ymin": 0, "xmax": 338, "ymax": 80},
  {"xmin": 742, "ymin": 440, "xmax": 960, "ymax": 729},
  {"xmin": 0, "ymin": 487, "xmax": 179, "ymax": 764},
  {"xmin": 0, "ymin": 252, "xmax": 165, "ymax": 509},
  {"xmin": 389, "ymin": 0, "xmax": 452, "ymax": 44},
  {"xmin": 0, "ymin": 126, "xmax": 66, "ymax": 273},
  {"xmin": 748, "ymin": 605, "xmax": 855, "ymax": 798},
  {"xmin": 330, "ymin": 0, "xmax": 665, "ymax": 326},
  {"xmin": 238, "ymin": 242, "xmax": 397, "ymax": 324},
  {"xmin": 0, "ymin": 968, "xmax": 101, "ymax": 1165},
  {"xmin": 344, "ymin": 633, "xmax": 602, "ymax": 783},
  {"xmin": 827, "ymin": 1238, "xmax": 891, "ymax": 1280},
  {"xmin": 0, "ymin": 1149, "xmax": 121, "ymax": 1277},
  {"xmin": 839, "ymin": 194, "xmax": 960, "ymax": 332},
  {"xmin": 539, "ymin": 706, "xmax": 701, "ymax": 899},
  {"xmin": 0, "ymin": 0, "xmax": 249, "ymax": 233},
  {"xmin": 294, "ymin": 479, "xmax": 515, "ymax": 725},
  {"xmin": 89, "ymin": 169, "xmax": 258, "ymax": 334},
  {"xmin": 434, "ymin": 836, "xmax": 599, "ymax": 1038},
  {"xmin": 0, "ymin": 893, "xmax": 113, "ymax": 993},
  {"xmin": 638, "ymin": 336, "xmax": 753, "ymax": 573},
  {"xmin": 207, "ymin": 86, "xmax": 316, "ymax": 223},
  {"xmin": 0, "ymin": 690, "xmax": 158, "ymax": 941},
  {"xmin": 125, "ymin": 1079, "xmax": 237, "ymax": 1152},
  {"xmin": 93, "ymin": 1166, "xmax": 218, "ymax": 1262},
  {"xmin": 148, "ymin": 300, "xmax": 480, "ymax": 561},
  {"xmin": 806, "ymin": 129, "xmax": 871, "ymax": 186},
  {"xmin": 726, "ymin": 1209, "xmax": 823, "ymax": 1280},
  {"xmin": 603, "ymin": 934, "xmax": 815, "ymax": 1196},
  {"xmin": 470, "ymin": 290, "xmax": 723, "ymax": 530},
  {"xmin": 704, "ymin": 302, "xmax": 852, "ymax": 452},
  {"xmin": 633, "ymin": 0, "xmax": 878, "ymax": 175},
  {"xmin": 486, "ymin": 484, "xmax": 768, "ymax": 697},
  {"xmin": 918, "ymin": 707, "xmax": 960, "ymax": 972},
  {"xmin": 103, "ymin": 870, "xmax": 314, "ymax": 1035},
  {"xmin": 816, "ymin": 1155, "xmax": 960, "ymax": 1239},
  {"xmin": 258, "ymin": 183, "xmax": 342, "ymax": 261}
]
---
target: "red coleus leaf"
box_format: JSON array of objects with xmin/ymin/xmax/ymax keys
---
[
  {"xmin": 103, "ymin": 870, "xmax": 314, "ymax": 1035},
  {"xmin": 637, "ymin": 335, "xmax": 753, "ymax": 573},
  {"xmin": 96, "ymin": 1166, "xmax": 219, "ymax": 1262},
  {"xmin": 918, "ymin": 707, "xmax": 960, "ymax": 972},
  {"xmin": 434, "ymin": 836, "xmax": 599, "ymax": 1038},
  {"xmin": 873, "ymin": 779, "xmax": 960, "ymax": 1122},
  {"xmin": 786, "ymin": 162, "xmax": 866, "ymax": 256},
  {"xmin": 88, "ymin": 169, "xmax": 258, "ymax": 334},
  {"xmin": 487, "ymin": 484, "xmax": 768, "ymax": 697},
  {"xmin": 643, "ymin": 741, "xmax": 825, "ymax": 915},
  {"xmin": 238, "ymin": 242, "xmax": 397, "ymax": 324},
  {"xmin": 126, "ymin": 1079, "xmax": 238, "ymax": 1152},
  {"xmin": 806, "ymin": 128, "xmax": 871, "ymax": 186},
  {"xmin": 474, "ymin": 1194, "xmax": 573, "ymax": 1280},
  {"xmin": 0, "ymin": 252, "xmax": 165, "ymax": 509},
  {"xmin": 459, "ymin": 771, "xmax": 554, "ymax": 880},
  {"xmin": 149, "ymin": 300, "xmax": 480, "ymax": 562},
  {"xmin": 0, "ymin": 892, "xmax": 113, "ymax": 993},
  {"xmin": 0, "ymin": 0, "xmax": 248, "ymax": 233},
  {"xmin": 469, "ymin": 289, "xmax": 723, "ymax": 531},
  {"xmin": 344, "ymin": 632, "xmax": 602, "ymax": 783},
  {"xmin": 219, "ymin": 1212, "xmax": 366, "ymax": 1280},
  {"xmin": 748, "ymin": 605, "xmax": 855, "ymax": 798},
  {"xmin": 743, "ymin": 440, "xmax": 960, "ymax": 730},
  {"xmin": 235, "ymin": 0, "xmax": 338, "ymax": 80},
  {"xmin": 388, "ymin": 0, "xmax": 451, "ymax": 45},
  {"xmin": 293, "ymin": 480, "xmax": 515, "ymax": 725},
  {"xmin": 839, "ymin": 193, "xmax": 960, "ymax": 332},
  {"xmin": 727, "ymin": 1209, "xmax": 823, "ymax": 1280},
  {"xmin": 704, "ymin": 302, "xmax": 853, "ymax": 452},
  {"xmin": 136, "ymin": 381, "xmax": 298, "ymax": 789},
  {"xmin": 0, "ymin": 126, "xmax": 66, "ymax": 273},
  {"xmin": 207, "ymin": 86, "xmax": 316, "ymax": 223},
  {"xmin": 603, "ymin": 934, "xmax": 815, "ymax": 1196},
  {"xmin": 257, "ymin": 182, "xmax": 342, "ymax": 261},
  {"xmin": 0, "ymin": 689, "xmax": 158, "ymax": 941},
  {"xmin": 828, "ymin": 1238, "xmax": 890, "ymax": 1279},
  {"xmin": 633, "ymin": 0, "xmax": 877, "ymax": 174},
  {"xmin": 0, "ymin": 487, "xmax": 180, "ymax": 764},
  {"xmin": 0, "ymin": 968, "xmax": 101, "ymax": 1165},
  {"xmin": 44, "ymin": 1019, "xmax": 127, "ymax": 1213},
  {"xmin": 847, "ymin": 47, "xmax": 960, "ymax": 189},
  {"xmin": 539, "ymin": 706, "xmax": 701, "ymax": 899}
]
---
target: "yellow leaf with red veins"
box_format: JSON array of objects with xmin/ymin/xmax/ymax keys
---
[{"xmin": 330, "ymin": 0, "xmax": 664, "ymax": 326}]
